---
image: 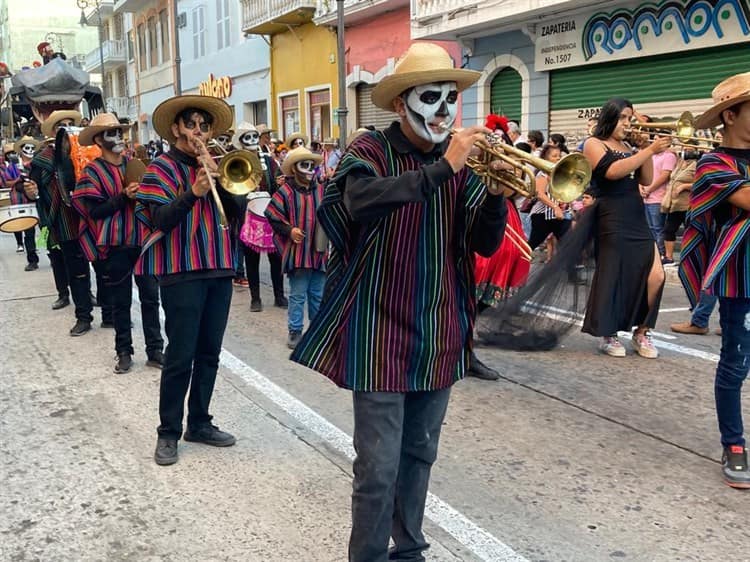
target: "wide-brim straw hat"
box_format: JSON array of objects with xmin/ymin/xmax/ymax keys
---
[
  {"xmin": 14, "ymin": 135, "xmax": 41, "ymax": 155},
  {"xmin": 3, "ymin": 142, "xmax": 16, "ymax": 155},
  {"xmin": 371, "ymin": 42, "xmax": 480, "ymax": 112},
  {"xmin": 152, "ymin": 95, "xmax": 233, "ymax": 143},
  {"xmin": 696, "ymin": 72, "xmax": 750, "ymax": 129},
  {"xmin": 257, "ymin": 123, "xmax": 275, "ymax": 135},
  {"xmin": 281, "ymin": 146, "xmax": 323, "ymax": 176},
  {"xmin": 285, "ymin": 132, "xmax": 308, "ymax": 147},
  {"xmin": 346, "ymin": 127, "xmax": 371, "ymax": 147},
  {"xmin": 41, "ymin": 110, "xmax": 82, "ymax": 138},
  {"xmin": 232, "ymin": 122, "xmax": 258, "ymax": 150},
  {"xmin": 78, "ymin": 112, "xmax": 124, "ymax": 146}
]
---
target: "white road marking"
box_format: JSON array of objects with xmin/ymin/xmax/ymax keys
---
[{"xmin": 658, "ymin": 307, "xmax": 691, "ymax": 313}]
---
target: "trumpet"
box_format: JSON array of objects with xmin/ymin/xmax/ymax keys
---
[{"xmin": 440, "ymin": 125, "xmax": 591, "ymax": 203}]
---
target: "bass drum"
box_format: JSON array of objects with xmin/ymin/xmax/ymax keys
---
[
  {"xmin": 246, "ymin": 191, "xmax": 271, "ymax": 216},
  {"xmin": 0, "ymin": 203, "xmax": 39, "ymax": 232},
  {"xmin": 54, "ymin": 127, "xmax": 102, "ymax": 206},
  {"xmin": 0, "ymin": 188, "xmax": 11, "ymax": 208}
]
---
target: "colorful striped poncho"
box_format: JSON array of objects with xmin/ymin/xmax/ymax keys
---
[
  {"xmin": 679, "ymin": 149, "xmax": 750, "ymax": 307},
  {"xmin": 29, "ymin": 145, "xmax": 80, "ymax": 245},
  {"xmin": 290, "ymin": 126, "xmax": 492, "ymax": 392},
  {"xmin": 72, "ymin": 157, "xmax": 145, "ymax": 262}
]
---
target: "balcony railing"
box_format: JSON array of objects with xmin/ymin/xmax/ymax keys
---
[
  {"xmin": 314, "ymin": 0, "xmax": 408, "ymax": 25},
  {"xmin": 113, "ymin": 0, "xmax": 152, "ymax": 14},
  {"xmin": 84, "ymin": 39, "xmax": 127, "ymax": 73},
  {"xmin": 241, "ymin": 0, "xmax": 318, "ymax": 35},
  {"xmin": 411, "ymin": 0, "xmax": 479, "ymax": 22},
  {"xmin": 106, "ymin": 96, "xmax": 129, "ymax": 117},
  {"xmin": 84, "ymin": 0, "xmax": 114, "ymax": 22}
]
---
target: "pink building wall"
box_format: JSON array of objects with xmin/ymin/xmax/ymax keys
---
[{"xmin": 345, "ymin": 7, "xmax": 464, "ymax": 123}]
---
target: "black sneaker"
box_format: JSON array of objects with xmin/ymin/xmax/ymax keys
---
[
  {"xmin": 146, "ymin": 350, "xmax": 165, "ymax": 369},
  {"xmin": 114, "ymin": 353, "xmax": 133, "ymax": 374},
  {"xmin": 24, "ymin": 262, "xmax": 38, "ymax": 271},
  {"xmin": 100, "ymin": 321, "xmax": 114, "ymax": 329},
  {"xmin": 183, "ymin": 424, "xmax": 236, "ymax": 447},
  {"xmin": 274, "ymin": 295, "xmax": 289, "ymax": 308},
  {"xmin": 69, "ymin": 320, "xmax": 92, "ymax": 337},
  {"xmin": 51, "ymin": 296, "xmax": 70, "ymax": 310},
  {"xmin": 722, "ymin": 445, "xmax": 750, "ymax": 489},
  {"xmin": 287, "ymin": 330, "xmax": 302, "ymax": 349},
  {"xmin": 250, "ymin": 298, "xmax": 263, "ymax": 312},
  {"xmin": 466, "ymin": 352, "xmax": 500, "ymax": 380},
  {"xmin": 154, "ymin": 437, "xmax": 178, "ymax": 465}
]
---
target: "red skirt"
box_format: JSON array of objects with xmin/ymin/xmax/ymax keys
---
[{"xmin": 475, "ymin": 200, "xmax": 531, "ymax": 306}]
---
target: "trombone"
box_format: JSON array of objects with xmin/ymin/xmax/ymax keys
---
[
  {"xmin": 626, "ymin": 111, "xmax": 718, "ymax": 150},
  {"xmin": 442, "ymin": 125, "xmax": 591, "ymax": 203},
  {"xmin": 206, "ymin": 140, "xmax": 263, "ymax": 196}
]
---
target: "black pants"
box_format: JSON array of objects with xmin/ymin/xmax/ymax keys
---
[
  {"xmin": 528, "ymin": 214, "xmax": 572, "ymax": 251},
  {"xmin": 243, "ymin": 246, "xmax": 284, "ymax": 300},
  {"xmin": 102, "ymin": 247, "xmax": 162, "ymax": 356},
  {"xmin": 349, "ymin": 388, "xmax": 451, "ymax": 562},
  {"xmin": 157, "ymin": 276, "xmax": 232, "ymax": 439},
  {"xmin": 60, "ymin": 239, "xmax": 93, "ymax": 323},
  {"xmin": 16, "ymin": 227, "xmax": 38, "ymax": 264},
  {"xmin": 48, "ymin": 247, "xmax": 69, "ymax": 300},
  {"xmin": 663, "ymin": 210, "xmax": 687, "ymax": 242}
]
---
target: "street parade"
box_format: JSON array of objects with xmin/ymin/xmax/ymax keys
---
[{"xmin": 1, "ymin": 0, "xmax": 750, "ymax": 560}]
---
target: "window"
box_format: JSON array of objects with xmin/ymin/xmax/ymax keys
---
[
  {"xmin": 117, "ymin": 68, "xmax": 127, "ymax": 97},
  {"xmin": 127, "ymin": 30, "xmax": 135, "ymax": 62},
  {"xmin": 114, "ymin": 14, "xmax": 124, "ymax": 41},
  {"xmin": 148, "ymin": 16, "xmax": 158, "ymax": 68},
  {"xmin": 216, "ymin": 0, "xmax": 230, "ymax": 50},
  {"xmin": 244, "ymin": 100, "xmax": 267, "ymax": 126},
  {"xmin": 308, "ymin": 89, "xmax": 331, "ymax": 143},
  {"xmin": 137, "ymin": 24, "xmax": 147, "ymax": 71},
  {"xmin": 280, "ymin": 94, "xmax": 299, "ymax": 139},
  {"xmin": 159, "ymin": 9, "xmax": 170, "ymax": 64},
  {"xmin": 192, "ymin": 6, "xmax": 205, "ymax": 59}
]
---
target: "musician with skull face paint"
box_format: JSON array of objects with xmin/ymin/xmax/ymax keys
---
[
  {"xmin": 233, "ymin": 123, "xmax": 287, "ymax": 311},
  {"xmin": 6, "ymin": 136, "xmax": 41, "ymax": 270},
  {"xmin": 72, "ymin": 113, "xmax": 164, "ymax": 374},
  {"xmin": 264, "ymin": 146, "xmax": 327, "ymax": 349},
  {"xmin": 290, "ymin": 43, "xmax": 507, "ymax": 560}
]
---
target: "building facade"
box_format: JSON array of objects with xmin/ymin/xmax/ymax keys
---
[
  {"xmin": 178, "ymin": 0, "xmax": 270, "ymax": 129},
  {"xmin": 412, "ymin": 0, "xmax": 750, "ymax": 144}
]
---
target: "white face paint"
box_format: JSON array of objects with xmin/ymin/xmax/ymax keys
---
[
  {"xmin": 294, "ymin": 160, "xmax": 316, "ymax": 184},
  {"xmin": 102, "ymin": 128, "xmax": 125, "ymax": 154},
  {"xmin": 290, "ymin": 138, "xmax": 305, "ymax": 149},
  {"xmin": 21, "ymin": 143, "xmax": 36, "ymax": 159},
  {"xmin": 216, "ymin": 134, "xmax": 231, "ymax": 148},
  {"xmin": 403, "ymin": 82, "xmax": 458, "ymax": 144},
  {"xmin": 240, "ymin": 130, "xmax": 260, "ymax": 151}
]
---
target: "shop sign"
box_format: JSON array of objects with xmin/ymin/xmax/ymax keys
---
[
  {"xmin": 199, "ymin": 74, "xmax": 232, "ymax": 99},
  {"xmin": 534, "ymin": 0, "xmax": 750, "ymax": 71}
]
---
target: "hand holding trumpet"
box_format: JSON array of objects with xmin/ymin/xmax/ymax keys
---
[{"xmin": 443, "ymin": 125, "xmax": 493, "ymax": 174}]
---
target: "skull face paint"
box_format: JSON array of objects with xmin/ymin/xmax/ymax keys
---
[
  {"xmin": 240, "ymin": 130, "xmax": 260, "ymax": 151},
  {"xmin": 403, "ymin": 82, "xmax": 458, "ymax": 144},
  {"xmin": 215, "ymin": 134, "xmax": 231, "ymax": 148},
  {"xmin": 20, "ymin": 143, "xmax": 36, "ymax": 159},
  {"xmin": 294, "ymin": 160, "xmax": 316, "ymax": 186},
  {"xmin": 290, "ymin": 138, "xmax": 305, "ymax": 149},
  {"xmin": 101, "ymin": 128, "xmax": 125, "ymax": 154}
]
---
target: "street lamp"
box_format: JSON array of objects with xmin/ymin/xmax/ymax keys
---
[{"xmin": 77, "ymin": 0, "xmax": 107, "ymax": 100}]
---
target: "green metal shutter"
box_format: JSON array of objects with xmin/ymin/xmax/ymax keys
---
[
  {"xmin": 550, "ymin": 42, "xmax": 750, "ymax": 110},
  {"xmin": 490, "ymin": 68, "xmax": 522, "ymax": 122}
]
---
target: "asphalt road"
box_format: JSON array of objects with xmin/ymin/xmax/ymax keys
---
[{"xmin": 1, "ymin": 232, "xmax": 746, "ymax": 562}]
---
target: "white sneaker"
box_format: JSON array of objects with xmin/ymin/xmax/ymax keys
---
[
  {"xmin": 600, "ymin": 336, "xmax": 626, "ymax": 357},
  {"xmin": 16, "ymin": 245, "xmax": 24, "ymax": 253},
  {"xmin": 632, "ymin": 332, "xmax": 658, "ymax": 358}
]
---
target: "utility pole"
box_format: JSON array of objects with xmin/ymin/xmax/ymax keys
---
[
  {"xmin": 173, "ymin": 0, "xmax": 182, "ymax": 95},
  {"xmin": 336, "ymin": 0, "xmax": 347, "ymax": 148}
]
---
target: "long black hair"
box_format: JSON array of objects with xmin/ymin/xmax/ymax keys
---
[{"xmin": 593, "ymin": 97, "xmax": 633, "ymax": 140}]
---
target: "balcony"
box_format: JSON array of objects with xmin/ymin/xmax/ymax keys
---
[
  {"xmin": 411, "ymin": 0, "xmax": 610, "ymax": 40},
  {"xmin": 83, "ymin": 39, "xmax": 127, "ymax": 73},
  {"xmin": 105, "ymin": 96, "xmax": 129, "ymax": 117},
  {"xmin": 241, "ymin": 0, "xmax": 318, "ymax": 35},
  {"xmin": 113, "ymin": 0, "xmax": 153, "ymax": 14},
  {"xmin": 314, "ymin": 0, "xmax": 408, "ymax": 26},
  {"xmin": 84, "ymin": 0, "xmax": 114, "ymax": 22}
]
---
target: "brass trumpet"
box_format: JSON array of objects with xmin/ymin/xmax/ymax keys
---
[{"xmin": 442, "ymin": 125, "xmax": 591, "ymax": 203}]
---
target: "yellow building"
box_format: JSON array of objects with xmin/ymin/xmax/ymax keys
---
[{"xmin": 242, "ymin": 3, "xmax": 339, "ymax": 143}]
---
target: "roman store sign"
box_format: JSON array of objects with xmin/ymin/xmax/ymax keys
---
[
  {"xmin": 535, "ymin": 0, "xmax": 750, "ymax": 71},
  {"xmin": 199, "ymin": 74, "xmax": 233, "ymax": 98}
]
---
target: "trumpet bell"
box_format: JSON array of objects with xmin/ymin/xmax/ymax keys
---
[
  {"xmin": 548, "ymin": 152, "xmax": 592, "ymax": 203},
  {"xmin": 218, "ymin": 150, "xmax": 263, "ymax": 195}
]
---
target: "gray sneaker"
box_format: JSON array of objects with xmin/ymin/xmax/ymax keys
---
[
  {"xmin": 154, "ymin": 437, "xmax": 178, "ymax": 466},
  {"xmin": 287, "ymin": 331, "xmax": 302, "ymax": 349},
  {"xmin": 722, "ymin": 445, "xmax": 750, "ymax": 489}
]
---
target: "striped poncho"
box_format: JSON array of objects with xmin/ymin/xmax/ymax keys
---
[
  {"xmin": 679, "ymin": 149, "xmax": 750, "ymax": 306},
  {"xmin": 29, "ymin": 145, "xmax": 80, "ymax": 245},
  {"xmin": 290, "ymin": 125, "xmax": 500, "ymax": 392}
]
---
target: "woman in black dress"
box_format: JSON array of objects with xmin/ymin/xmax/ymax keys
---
[{"xmin": 582, "ymin": 98, "xmax": 670, "ymax": 358}]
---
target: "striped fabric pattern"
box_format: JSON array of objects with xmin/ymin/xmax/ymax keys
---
[
  {"xmin": 679, "ymin": 150, "xmax": 750, "ymax": 307},
  {"xmin": 3, "ymin": 164, "xmax": 27, "ymax": 205},
  {"xmin": 264, "ymin": 179, "xmax": 327, "ymax": 273},
  {"xmin": 290, "ymin": 130, "xmax": 487, "ymax": 392},
  {"xmin": 134, "ymin": 152, "xmax": 233, "ymax": 276},
  {"xmin": 72, "ymin": 157, "xmax": 143, "ymax": 261},
  {"xmin": 30, "ymin": 146, "xmax": 80, "ymax": 245}
]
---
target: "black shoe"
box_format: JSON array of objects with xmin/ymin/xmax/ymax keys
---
[
  {"xmin": 114, "ymin": 353, "xmax": 133, "ymax": 374},
  {"xmin": 250, "ymin": 298, "xmax": 263, "ymax": 312},
  {"xmin": 51, "ymin": 296, "xmax": 70, "ymax": 310},
  {"xmin": 154, "ymin": 437, "xmax": 178, "ymax": 465},
  {"xmin": 100, "ymin": 321, "xmax": 114, "ymax": 329},
  {"xmin": 24, "ymin": 262, "xmax": 38, "ymax": 271},
  {"xmin": 274, "ymin": 295, "xmax": 289, "ymax": 308},
  {"xmin": 722, "ymin": 445, "xmax": 750, "ymax": 489},
  {"xmin": 146, "ymin": 350, "xmax": 165, "ymax": 369},
  {"xmin": 467, "ymin": 352, "xmax": 500, "ymax": 380},
  {"xmin": 183, "ymin": 424, "xmax": 236, "ymax": 447},
  {"xmin": 69, "ymin": 320, "xmax": 92, "ymax": 337},
  {"xmin": 287, "ymin": 330, "xmax": 302, "ymax": 349}
]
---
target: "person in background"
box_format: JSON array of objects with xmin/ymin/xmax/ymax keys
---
[
  {"xmin": 640, "ymin": 133, "xmax": 676, "ymax": 262},
  {"xmin": 527, "ymin": 130, "xmax": 544, "ymax": 155}
]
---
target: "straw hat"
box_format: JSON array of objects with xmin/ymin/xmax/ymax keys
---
[
  {"xmin": 232, "ymin": 121, "xmax": 257, "ymax": 149},
  {"xmin": 696, "ymin": 72, "xmax": 750, "ymax": 129},
  {"xmin": 371, "ymin": 43, "xmax": 480, "ymax": 112},
  {"xmin": 257, "ymin": 123, "xmax": 275, "ymax": 135},
  {"xmin": 41, "ymin": 110, "xmax": 82, "ymax": 138},
  {"xmin": 346, "ymin": 127, "xmax": 371, "ymax": 147},
  {"xmin": 285, "ymin": 132, "xmax": 308, "ymax": 148},
  {"xmin": 281, "ymin": 146, "xmax": 323, "ymax": 176},
  {"xmin": 152, "ymin": 95, "xmax": 233, "ymax": 143},
  {"xmin": 13, "ymin": 135, "xmax": 41, "ymax": 155},
  {"xmin": 3, "ymin": 142, "xmax": 16, "ymax": 155},
  {"xmin": 78, "ymin": 113, "xmax": 124, "ymax": 146}
]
